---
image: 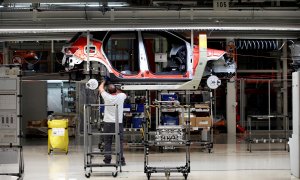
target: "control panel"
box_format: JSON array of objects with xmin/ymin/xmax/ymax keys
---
[{"xmin": 0, "ymin": 114, "xmax": 17, "ymax": 129}]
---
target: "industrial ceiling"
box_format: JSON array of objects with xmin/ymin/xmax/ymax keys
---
[{"xmin": 0, "ymin": 0, "xmax": 299, "ymax": 40}]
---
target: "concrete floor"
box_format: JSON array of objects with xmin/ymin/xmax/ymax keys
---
[{"xmin": 0, "ymin": 137, "xmax": 298, "ymax": 180}]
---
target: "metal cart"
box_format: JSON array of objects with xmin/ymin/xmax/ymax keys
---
[
  {"xmin": 247, "ymin": 115, "xmax": 290, "ymax": 152},
  {"xmin": 143, "ymin": 102, "xmax": 191, "ymax": 180},
  {"xmin": 84, "ymin": 104, "xmax": 122, "ymax": 178}
]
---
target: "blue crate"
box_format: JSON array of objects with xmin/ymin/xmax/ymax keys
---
[
  {"xmin": 161, "ymin": 93, "xmax": 178, "ymax": 101},
  {"xmin": 132, "ymin": 117, "xmax": 143, "ymax": 128},
  {"xmin": 136, "ymin": 104, "xmax": 144, "ymax": 112},
  {"xmin": 124, "ymin": 103, "xmax": 131, "ymax": 112},
  {"xmin": 161, "ymin": 115, "xmax": 179, "ymax": 125}
]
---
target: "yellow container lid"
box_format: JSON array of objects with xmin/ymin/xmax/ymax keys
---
[{"xmin": 48, "ymin": 119, "xmax": 68, "ymax": 128}]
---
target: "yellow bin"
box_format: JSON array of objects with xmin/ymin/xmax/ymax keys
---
[{"xmin": 48, "ymin": 119, "xmax": 69, "ymax": 154}]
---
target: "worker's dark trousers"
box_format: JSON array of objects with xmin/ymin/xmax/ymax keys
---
[{"xmin": 103, "ymin": 122, "xmax": 125, "ymax": 163}]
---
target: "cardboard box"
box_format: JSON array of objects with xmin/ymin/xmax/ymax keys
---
[
  {"xmin": 194, "ymin": 117, "xmax": 212, "ymax": 127},
  {"xmin": 194, "ymin": 104, "xmax": 210, "ymax": 109},
  {"xmin": 28, "ymin": 119, "xmax": 48, "ymax": 127},
  {"xmin": 179, "ymin": 116, "xmax": 196, "ymax": 127}
]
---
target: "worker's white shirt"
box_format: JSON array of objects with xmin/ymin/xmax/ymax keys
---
[{"xmin": 101, "ymin": 91, "xmax": 127, "ymax": 123}]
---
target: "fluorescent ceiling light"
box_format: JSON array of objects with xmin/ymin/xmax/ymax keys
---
[
  {"xmin": 40, "ymin": 2, "xmax": 128, "ymax": 7},
  {"xmin": 0, "ymin": 25, "xmax": 299, "ymax": 34},
  {"xmin": 0, "ymin": 2, "xmax": 128, "ymax": 8},
  {"xmin": 9, "ymin": 3, "xmax": 31, "ymax": 8}
]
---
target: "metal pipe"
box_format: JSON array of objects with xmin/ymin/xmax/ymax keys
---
[
  {"xmin": 282, "ymin": 39, "xmax": 288, "ymax": 131},
  {"xmin": 86, "ymin": 30, "xmax": 90, "ymax": 72},
  {"xmin": 268, "ymin": 80, "xmax": 271, "ymax": 140},
  {"xmin": 83, "ymin": 104, "xmax": 87, "ymax": 167},
  {"xmin": 50, "ymin": 40, "xmax": 54, "ymax": 72},
  {"xmin": 240, "ymin": 79, "xmax": 245, "ymax": 128}
]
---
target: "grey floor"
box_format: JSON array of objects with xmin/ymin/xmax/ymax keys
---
[{"xmin": 0, "ymin": 136, "xmax": 298, "ymax": 180}]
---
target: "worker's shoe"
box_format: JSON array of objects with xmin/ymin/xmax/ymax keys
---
[
  {"xmin": 121, "ymin": 157, "xmax": 126, "ymax": 166},
  {"xmin": 103, "ymin": 159, "xmax": 111, "ymax": 165},
  {"xmin": 121, "ymin": 161, "xmax": 126, "ymax": 166}
]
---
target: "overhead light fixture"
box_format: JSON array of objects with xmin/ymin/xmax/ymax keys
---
[
  {"xmin": 39, "ymin": 2, "xmax": 128, "ymax": 7},
  {"xmin": 0, "ymin": 25, "xmax": 299, "ymax": 34}
]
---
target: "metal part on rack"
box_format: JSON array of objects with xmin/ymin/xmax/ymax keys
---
[
  {"xmin": 155, "ymin": 125, "xmax": 184, "ymax": 149},
  {"xmin": 0, "ymin": 65, "xmax": 24, "ymax": 179},
  {"xmin": 83, "ymin": 104, "xmax": 122, "ymax": 178}
]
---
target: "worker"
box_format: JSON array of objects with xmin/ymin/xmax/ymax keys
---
[{"xmin": 99, "ymin": 80, "xmax": 127, "ymax": 166}]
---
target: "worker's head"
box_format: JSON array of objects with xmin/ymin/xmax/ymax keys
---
[{"xmin": 107, "ymin": 84, "xmax": 117, "ymax": 94}]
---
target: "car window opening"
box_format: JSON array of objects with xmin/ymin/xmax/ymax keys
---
[
  {"xmin": 143, "ymin": 32, "xmax": 187, "ymax": 75},
  {"xmin": 104, "ymin": 32, "xmax": 139, "ymax": 75}
]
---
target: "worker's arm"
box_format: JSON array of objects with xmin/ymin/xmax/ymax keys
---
[{"xmin": 98, "ymin": 80, "xmax": 106, "ymax": 93}]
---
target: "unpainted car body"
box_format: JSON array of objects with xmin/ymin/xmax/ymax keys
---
[{"xmin": 62, "ymin": 31, "xmax": 236, "ymax": 83}]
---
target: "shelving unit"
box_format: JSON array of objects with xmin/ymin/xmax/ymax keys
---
[
  {"xmin": 62, "ymin": 84, "xmax": 76, "ymax": 113},
  {"xmin": 119, "ymin": 91, "xmax": 147, "ymax": 147},
  {"xmin": 158, "ymin": 90, "xmax": 214, "ymax": 153}
]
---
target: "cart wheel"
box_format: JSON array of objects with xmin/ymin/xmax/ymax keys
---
[
  {"xmin": 183, "ymin": 173, "xmax": 188, "ymax": 180},
  {"xmin": 165, "ymin": 172, "xmax": 170, "ymax": 179},
  {"xmin": 65, "ymin": 151, "xmax": 68, "ymax": 155},
  {"xmin": 85, "ymin": 173, "xmax": 91, "ymax": 178},
  {"xmin": 159, "ymin": 147, "xmax": 164, "ymax": 153},
  {"xmin": 208, "ymin": 149, "xmax": 212, "ymax": 153},
  {"xmin": 146, "ymin": 173, "xmax": 151, "ymax": 180},
  {"xmin": 112, "ymin": 171, "xmax": 118, "ymax": 177}
]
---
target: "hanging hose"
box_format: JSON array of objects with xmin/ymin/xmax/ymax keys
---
[{"xmin": 235, "ymin": 39, "xmax": 284, "ymax": 51}]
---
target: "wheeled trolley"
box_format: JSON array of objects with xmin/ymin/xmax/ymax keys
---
[
  {"xmin": 143, "ymin": 102, "xmax": 191, "ymax": 180},
  {"xmin": 84, "ymin": 104, "xmax": 122, "ymax": 178},
  {"xmin": 246, "ymin": 115, "xmax": 289, "ymax": 152}
]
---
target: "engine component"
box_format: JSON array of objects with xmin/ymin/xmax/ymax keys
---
[{"xmin": 155, "ymin": 125, "xmax": 184, "ymax": 149}]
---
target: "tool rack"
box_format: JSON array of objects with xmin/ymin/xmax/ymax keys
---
[
  {"xmin": 143, "ymin": 102, "xmax": 191, "ymax": 180},
  {"xmin": 83, "ymin": 104, "xmax": 121, "ymax": 178}
]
